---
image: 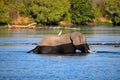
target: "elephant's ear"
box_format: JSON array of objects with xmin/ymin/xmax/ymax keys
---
[{"xmin": 70, "ymin": 32, "xmax": 86, "ymax": 46}]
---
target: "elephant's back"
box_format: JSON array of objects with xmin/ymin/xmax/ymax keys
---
[{"xmin": 38, "ymin": 33, "xmax": 71, "ymax": 46}]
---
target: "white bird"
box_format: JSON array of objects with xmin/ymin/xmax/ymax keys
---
[{"xmin": 58, "ymin": 30, "xmax": 63, "ymax": 36}]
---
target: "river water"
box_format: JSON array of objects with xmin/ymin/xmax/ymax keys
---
[{"xmin": 0, "ymin": 26, "xmax": 120, "ymax": 80}]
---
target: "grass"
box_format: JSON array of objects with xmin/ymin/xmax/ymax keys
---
[{"xmin": 97, "ymin": 22, "xmax": 113, "ymax": 26}]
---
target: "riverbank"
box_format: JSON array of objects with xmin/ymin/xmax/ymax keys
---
[
  {"xmin": 5, "ymin": 23, "xmax": 36, "ymax": 29},
  {"xmin": 4, "ymin": 24, "xmax": 81, "ymax": 30}
]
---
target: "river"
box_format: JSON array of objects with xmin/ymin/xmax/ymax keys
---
[{"xmin": 0, "ymin": 26, "xmax": 120, "ymax": 80}]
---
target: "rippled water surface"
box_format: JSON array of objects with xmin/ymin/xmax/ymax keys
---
[{"xmin": 0, "ymin": 26, "xmax": 120, "ymax": 80}]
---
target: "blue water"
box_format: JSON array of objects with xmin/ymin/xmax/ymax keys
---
[{"xmin": 0, "ymin": 26, "xmax": 120, "ymax": 80}]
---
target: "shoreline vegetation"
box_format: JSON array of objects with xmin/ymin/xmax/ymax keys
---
[
  {"xmin": 5, "ymin": 23, "xmax": 81, "ymax": 30},
  {"xmin": 0, "ymin": 0, "xmax": 120, "ymax": 27}
]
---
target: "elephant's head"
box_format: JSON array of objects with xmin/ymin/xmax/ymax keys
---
[{"xmin": 70, "ymin": 32, "xmax": 90, "ymax": 53}]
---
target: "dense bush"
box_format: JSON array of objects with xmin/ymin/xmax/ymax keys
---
[
  {"xmin": 0, "ymin": 0, "xmax": 120, "ymax": 26},
  {"xmin": 105, "ymin": 0, "xmax": 120, "ymax": 25},
  {"xmin": 70, "ymin": 0, "xmax": 95, "ymax": 25},
  {"xmin": 25, "ymin": 0, "xmax": 70, "ymax": 25},
  {"xmin": 0, "ymin": 1, "xmax": 10, "ymax": 25}
]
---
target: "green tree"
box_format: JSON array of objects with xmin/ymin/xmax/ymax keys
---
[
  {"xmin": 3, "ymin": 0, "xmax": 16, "ymax": 4},
  {"xmin": 6, "ymin": 0, "xmax": 27, "ymax": 19},
  {"xmin": 70, "ymin": 0, "xmax": 94, "ymax": 25},
  {"xmin": 90, "ymin": 0, "xmax": 104, "ymax": 20},
  {"xmin": 105, "ymin": 0, "xmax": 120, "ymax": 25},
  {"xmin": 0, "ymin": 1, "xmax": 10, "ymax": 25},
  {"xmin": 25, "ymin": 0, "xmax": 70, "ymax": 25}
]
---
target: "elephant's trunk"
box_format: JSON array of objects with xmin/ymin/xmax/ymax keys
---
[
  {"xmin": 74, "ymin": 44, "xmax": 90, "ymax": 53},
  {"xmin": 84, "ymin": 44, "xmax": 91, "ymax": 53}
]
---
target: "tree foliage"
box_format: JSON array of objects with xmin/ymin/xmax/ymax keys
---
[
  {"xmin": 105, "ymin": 0, "xmax": 120, "ymax": 25},
  {"xmin": 0, "ymin": 1, "xmax": 10, "ymax": 25},
  {"xmin": 0, "ymin": 0, "xmax": 120, "ymax": 25},
  {"xmin": 25, "ymin": 0, "xmax": 70, "ymax": 25},
  {"xmin": 70, "ymin": 0, "xmax": 94, "ymax": 25}
]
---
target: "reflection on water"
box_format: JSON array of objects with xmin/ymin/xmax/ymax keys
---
[{"xmin": 0, "ymin": 26, "xmax": 120, "ymax": 80}]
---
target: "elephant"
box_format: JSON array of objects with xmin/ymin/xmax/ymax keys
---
[{"xmin": 28, "ymin": 32, "xmax": 90, "ymax": 55}]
